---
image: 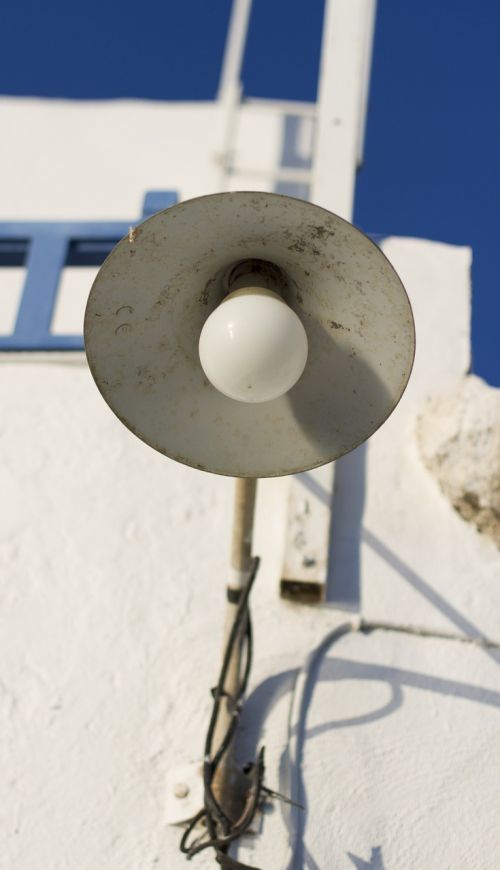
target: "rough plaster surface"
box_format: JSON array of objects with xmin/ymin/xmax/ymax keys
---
[
  {"xmin": 0, "ymin": 90, "xmax": 498, "ymax": 867},
  {"xmin": 297, "ymin": 629, "xmax": 500, "ymax": 870},
  {"xmin": 0, "ymin": 362, "xmax": 348, "ymax": 869},
  {"xmin": 359, "ymin": 238, "xmax": 500, "ymax": 642},
  {"xmin": 417, "ymin": 374, "xmax": 500, "ymax": 546},
  {"xmin": 0, "ymin": 363, "xmax": 231, "ymax": 869}
]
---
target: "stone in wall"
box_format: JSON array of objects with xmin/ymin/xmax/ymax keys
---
[{"xmin": 416, "ymin": 374, "xmax": 500, "ymax": 546}]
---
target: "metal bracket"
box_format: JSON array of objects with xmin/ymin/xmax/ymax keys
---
[{"xmin": 165, "ymin": 762, "xmax": 204, "ymax": 827}]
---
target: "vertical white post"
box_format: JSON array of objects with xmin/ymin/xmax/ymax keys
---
[
  {"xmin": 217, "ymin": 0, "xmax": 253, "ymax": 189},
  {"xmin": 312, "ymin": 0, "xmax": 377, "ymax": 218},
  {"xmin": 281, "ymin": 0, "xmax": 377, "ymax": 601},
  {"xmin": 356, "ymin": 0, "xmax": 378, "ymax": 166},
  {"xmin": 218, "ymin": 0, "xmax": 253, "ymax": 103}
]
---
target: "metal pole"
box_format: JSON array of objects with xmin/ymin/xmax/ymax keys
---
[
  {"xmin": 212, "ymin": 476, "xmax": 257, "ymax": 821},
  {"xmin": 217, "ymin": 0, "xmax": 253, "ymax": 103},
  {"xmin": 217, "ymin": 0, "xmax": 253, "ymax": 190}
]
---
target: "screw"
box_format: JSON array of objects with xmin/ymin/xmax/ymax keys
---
[{"xmin": 174, "ymin": 783, "xmax": 190, "ymax": 799}]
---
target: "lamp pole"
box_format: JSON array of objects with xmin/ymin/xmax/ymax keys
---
[
  {"xmin": 84, "ymin": 188, "xmax": 415, "ymax": 864},
  {"xmin": 212, "ymin": 476, "xmax": 257, "ymax": 820}
]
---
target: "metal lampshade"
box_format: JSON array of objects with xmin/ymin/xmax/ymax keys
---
[{"xmin": 84, "ymin": 191, "xmax": 415, "ymax": 477}]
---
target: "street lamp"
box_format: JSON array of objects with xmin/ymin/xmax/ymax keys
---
[{"xmin": 84, "ymin": 191, "xmax": 415, "ymax": 865}]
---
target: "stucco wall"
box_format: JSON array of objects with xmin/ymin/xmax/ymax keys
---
[{"xmin": 0, "ymin": 96, "xmax": 498, "ymax": 869}]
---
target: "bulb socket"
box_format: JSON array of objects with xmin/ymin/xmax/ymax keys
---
[{"xmin": 224, "ymin": 258, "xmax": 289, "ymax": 297}]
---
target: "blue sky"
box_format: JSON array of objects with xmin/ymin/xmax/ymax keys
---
[{"xmin": 0, "ymin": 0, "xmax": 498, "ymax": 384}]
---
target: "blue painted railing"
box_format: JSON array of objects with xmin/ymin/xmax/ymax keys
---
[{"xmin": 0, "ymin": 190, "xmax": 177, "ymax": 351}]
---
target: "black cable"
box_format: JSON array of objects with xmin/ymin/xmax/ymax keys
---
[{"xmin": 180, "ymin": 557, "xmax": 265, "ymax": 869}]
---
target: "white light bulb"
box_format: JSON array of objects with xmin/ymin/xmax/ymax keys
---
[{"xmin": 198, "ymin": 287, "xmax": 308, "ymax": 403}]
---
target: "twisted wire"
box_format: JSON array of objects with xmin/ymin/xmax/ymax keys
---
[{"xmin": 180, "ymin": 557, "xmax": 265, "ymax": 869}]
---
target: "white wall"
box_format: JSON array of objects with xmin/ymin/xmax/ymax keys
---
[
  {"xmin": 0, "ymin": 96, "xmax": 314, "ymax": 221},
  {"xmin": 1, "ymin": 96, "xmax": 499, "ymax": 869}
]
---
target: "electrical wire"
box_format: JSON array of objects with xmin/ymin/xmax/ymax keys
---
[{"xmin": 180, "ymin": 556, "xmax": 266, "ymax": 869}]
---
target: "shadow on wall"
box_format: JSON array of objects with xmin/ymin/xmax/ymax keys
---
[
  {"xmin": 328, "ymin": 443, "xmax": 366, "ymax": 608},
  {"xmin": 347, "ymin": 846, "xmax": 385, "ymax": 869},
  {"xmin": 362, "ymin": 528, "xmax": 500, "ymax": 665},
  {"xmin": 298, "ymin": 443, "xmax": 367, "ymax": 611},
  {"xmin": 235, "ymin": 623, "xmax": 500, "ymax": 869},
  {"xmin": 233, "ymin": 447, "xmax": 500, "ymax": 866},
  {"xmin": 300, "ymin": 464, "xmax": 500, "ymax": 665},
  {"xmin": 289, "ymin": 632, "xmax": 500, "ymax": 869}
]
